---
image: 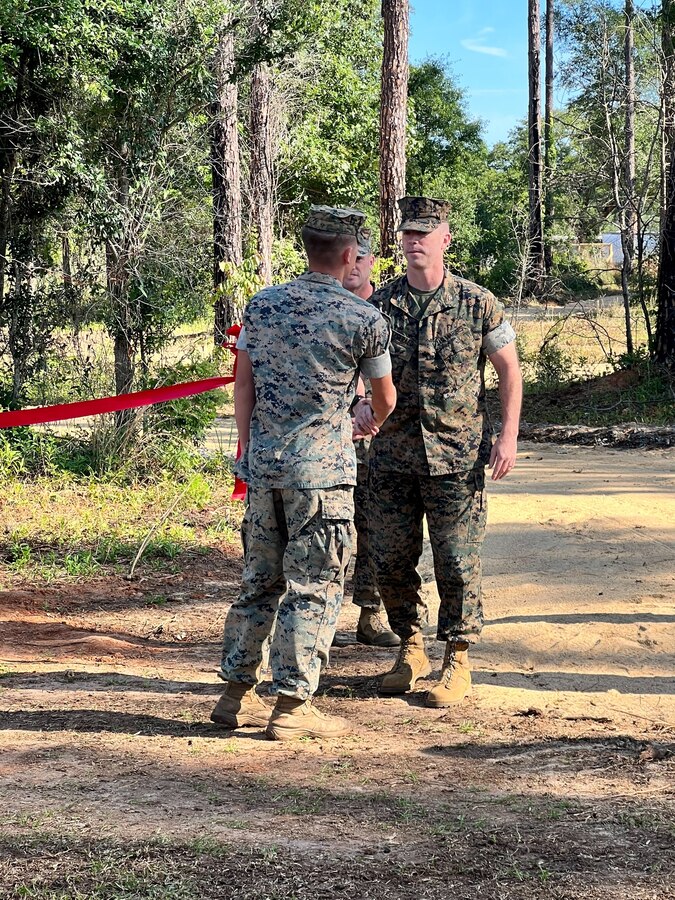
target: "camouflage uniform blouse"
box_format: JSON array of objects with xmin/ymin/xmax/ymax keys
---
[
  {"xmin": 370, "ymin": 271, "xmax": 515, "ymax": 476},
  {"xmin": 239, "ymin": 272, "xmax": 391, "ymax": 489}
]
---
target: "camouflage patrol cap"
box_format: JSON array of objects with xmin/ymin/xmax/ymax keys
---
[
  {"xmin": 357, "ymin": 227, "xmax": 373, "ymax": 257},
  {"xmin": 397, "ymin": 196, "xmax": 451, "ymax": 233},
  {"xmin": 305, "ymin": 205, "xmax": 366, "ymax": 237}
]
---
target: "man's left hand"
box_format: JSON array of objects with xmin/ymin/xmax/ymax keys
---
[{"xmin": 488, "ymin": 434, "xmax": 517, "ymax": 480}]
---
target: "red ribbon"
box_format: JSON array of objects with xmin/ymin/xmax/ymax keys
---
[
  {"xmin": 224, "ymin": 324, "xmax": 247, "ymax": 501},
  {"xmin": 0, "ymin": 376, "xmax": 234, "ymax": 429},
  {"xmin": 0, "ymin": 325, "xmax": 248, "ymax": 502}
]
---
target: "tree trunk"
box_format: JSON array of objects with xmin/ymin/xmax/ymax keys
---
[
  {"xmin": 211, "ymin": 19, "xmax": 243, "ymax": 343},
  {"xmin": 250, "ymin": 60, "xmax": 274, "ymax": 285},
  {"xmin": 105, "ymin": 144, "xmax": 136, "ymax": 429},
  {"xmin": 0, "ymin": 158, "xmax": 14, "ymax": 307},
  {"xmin": 622, "ymin": 0, "xmax": 636, "ymax": 356},
  {"xmin": 379, "ymin": 0, "xmax": 409, "ymax": 266},
  {"xmin": 106, "ymin": 237, "xmax": 135, "ymax": 429},
  {"xmin": 543, "ymin": 0, "xmax": 555, "ymax": 276},
  {"xmin": 8, "ymin": 260, "xmax": 28, "ymax": 407},
  {"xmin": 0, "ymin": 52, "xmax": 27, "ymax": 318},
  {"xmin": 527, "ymin": 0, "xmax": 545, "ymax": 296},
  {"xmin": 657, "ymin": 1, "xmax": 675, "ymax": 365},
  {"xmin": 62, "ymin": 232, "xmax": 72, "ymax": 289},
  {"xmin": 662, "ymin": 0, "xmax": 675, "ymax": 230},
  {"xmin": 656, "ymin": 148, "xmax": 675, "ymax": 365}
]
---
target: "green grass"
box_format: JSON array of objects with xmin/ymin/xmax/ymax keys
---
[{"xmin": 0, "ymin": 473, "xmax": 242, "ymax": 585}]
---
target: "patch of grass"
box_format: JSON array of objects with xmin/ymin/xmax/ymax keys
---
[
  {"xmin": 457, "ymin": 720, "xmax": 483, "ymax": 736},
  {"xmin": 541, "ymin": 799, "xmax": 577, "ymax": 821},
  {"xmin": 0, "ymin": 471, "xmax": 241, "ymax": 585},
  {"xmin": 7, "ymin": 541, "xmax": 32, "ymax": 572},
  {"xmin": 392, "ymin": 796, "xmax": 427, "ymax": 824},
  {"xmin": 320, "ymin": 758, "xmax": 354, "ymax": 778},
  {"xmin": 272, "ymin": 787, "xmax": 323, "ymax": 816},
  {"xmin": 62, "ymin": 550, "xmax": 101, "ymax": 577},
  {"xmin": 504, "ymin": 862, "xmax": 529, "ymax": 882},
  {"xmin": 189, "ymin": 837, "xmax": 230, "ymax": 857}
]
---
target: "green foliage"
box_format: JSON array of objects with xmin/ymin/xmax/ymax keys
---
[
  {"xmin": 0, "ymin": 429, "xmax": 93, "ymax": 479},
  {"xmin": 148, "ymin": 354, "xmax": 227, "ymax": 442},
  {"xmin": 471, "ymin": 131, "xmax": 529, "ymax": 294},
  {"xmin": 552, "ymin": 253, "xmax": 602, "ymax": 297},
  {"xmin": 408, "ymin": 58, "xmax": 486, "ymax": 273},
  {"xmin": 216, "ymin": 248, "xmax": 265, "ymax": 313},
  {"xmin": 271, "ymin": 238, "xmax": 306, "ymax": 283},
  {"xmin": 275, "ymin": 0, "xmax": 382, "ymax": 231}
]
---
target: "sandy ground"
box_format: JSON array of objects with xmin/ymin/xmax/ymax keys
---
[{"xmin": 0, "ymin": 441, "xmax": 673, "ymax": 898}]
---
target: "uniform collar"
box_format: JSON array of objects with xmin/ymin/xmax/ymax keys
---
[
  {"xmin": 389, "ymin": 271, "xmax": 459, "ymax": 319},
  {"xmin": 298, "ymin": 271, "xmax": 343, "ymax": 289}
]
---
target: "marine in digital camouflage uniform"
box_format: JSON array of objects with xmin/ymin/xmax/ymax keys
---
[
  {"xmin": 342, "ymin": 227, "xmax": 399, "ymax": 648},
  {"xmin": 360, "ymin": 196, "xmax": 522, "ymax": 707},
  {"xmin": 343, "ymin": 228, "xmax": 434, "ymax": 647},
  {"xmin": 211, "ymin": 205, "xmax": 395, "ymax": 740}
]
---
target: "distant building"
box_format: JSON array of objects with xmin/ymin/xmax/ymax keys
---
[
  {"xmin": 601, "ymin": 232, "xmax": 658, "ymax": 265},
  {"xmin": 569, "ymin": 241, "xmax": 615, "ymax": 270}
]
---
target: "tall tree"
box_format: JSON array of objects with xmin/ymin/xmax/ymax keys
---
[
  {"xmin": 527, "ymin": 0, "xmax": 545, "ymax": 295},
  {"xmin": 211, "ymin": 18, "xmax": 243, "ymax": 342},
  {"xmin": 544, "ymin": 0, "xmax": 555, "ymax": 275},
  {"xmin": 0, "ymin": 3, "xmax": 81, "ymax": 406},
  {"xmin": 249, "ymin": 0, "xmax": 274, "ymax": 285},
  {"xmin": 379, "ymin": 0, "xmax": 409, "ymax": 264},
  {"xmin": 656, "ymin": 0, "xmax": 675, "ymax": 365},
  {"xmin": 662, "ymin": 0, "xmax": 675, "ymax": 228},
  {"xmin": 622, "ymin": 0, "xmax": 636, "ymax": 355}
]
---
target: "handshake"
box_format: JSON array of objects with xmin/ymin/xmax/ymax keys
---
[{"xmin": 351, "ymin": 397, "xmax": 380, "ymax": 441}]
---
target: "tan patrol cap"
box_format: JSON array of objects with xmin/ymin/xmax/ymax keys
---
[
  {"xmin": 305, "ymin": 205, "xmax": 366, "ymax": 236},
  {"xmin": 357, "ymin": 226, "xmax": 372, "ymax": 257},
  {"xmin": 397, "ymin": 196, "xmax": 451, "ymax": 233}
]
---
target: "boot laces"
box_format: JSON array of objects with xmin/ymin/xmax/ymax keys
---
[
  {"xmin": 442, "ymin": 657, "xmax": 459, "ymax": 684},
  {"xmin": 368, "ymin": 611, "xmax": 387, "ymax": 634},
  {"xmin": 395, "ymin": 637, "xmax": 420, "ymax": 669}
]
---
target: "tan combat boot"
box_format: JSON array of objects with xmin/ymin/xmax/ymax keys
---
[
  {"xmin": 266, "ymin": 696, "xmax": 351, "ymax": 741},
  {"xmin": 356, "ymin": 608, "xmax": 401, "ymax": 648},
  {"xmin": 425, "ymin": 641, "xmax": 471, "ymax": 707},
  {"xmin": 210, "ymin": 681, "xmax": 272, "ymax": 728},
  {"xmin": 379, "ymin": 632, "xmax": 431, "ymax": 695}
]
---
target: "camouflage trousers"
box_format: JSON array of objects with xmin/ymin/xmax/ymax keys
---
[
  {"xmin": 352, "ymin": 462, "xmax": 382, "ymax": 610},
  {"xmin": 369, "ymin": 466, "xmax": 487, "ymax": 643},
  {"xmin": 219, "ymin": 485, "xmax": 353, "ymax": 700}
]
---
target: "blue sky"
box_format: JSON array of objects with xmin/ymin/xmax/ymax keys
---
[{"xmin": 409, "ymin": 0, "xmax": 529, "ymax": 146}]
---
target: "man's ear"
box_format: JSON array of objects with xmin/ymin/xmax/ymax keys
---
[{"xmin": 343, "ymin": 244, "xmax": 357, "ymax": 267}]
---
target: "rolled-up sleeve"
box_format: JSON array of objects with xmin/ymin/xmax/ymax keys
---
[
  {"xmin": 483, "ymin": 320, "xmax": 516, "ymax": 356},
  {"xmin": 481, "ymin": 291, "xmax": 516, "ymax": 356},
  {"xmin": 236, "ymin": 327, "xmax": 248, "ymax": 351},
  {"xmin": 355, "ymin": 312, "xmax": 392, "ymax": 378}
]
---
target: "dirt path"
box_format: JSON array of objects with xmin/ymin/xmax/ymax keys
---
[{"xmin": 0, "ymin": 442, "xmax": 673, "ymax": 899}]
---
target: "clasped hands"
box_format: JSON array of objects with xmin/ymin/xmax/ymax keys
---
[{"xmin": 352, "ymin": 398, "xmax": 379, "ymax": 440}]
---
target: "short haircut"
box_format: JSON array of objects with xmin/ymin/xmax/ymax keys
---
[{"xmin": 301, "ymin": 227, "xmax": 356, "ymax": 266}]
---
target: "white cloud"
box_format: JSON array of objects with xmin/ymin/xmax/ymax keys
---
[{"xmin": 461, "ymin": 27, "xmax": 508, "ymax": 58}]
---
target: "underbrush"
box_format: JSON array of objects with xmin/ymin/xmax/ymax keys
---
[
  {"xmin": 0, "ymin": 440, "xmax": 243, "ymax": 586},
  {"xmin": 516, "ymin": 348, "xmax": 675, "ymax": 427}
]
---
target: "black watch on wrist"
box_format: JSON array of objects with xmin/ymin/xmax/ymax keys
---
[{"xmin": 349, "ymin": 394, "xmax": 366, "ymax": 414}]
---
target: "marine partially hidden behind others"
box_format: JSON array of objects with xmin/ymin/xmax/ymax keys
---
[
  {"xmin": 352, "ymin": 195, "xmax": 523, "ymax": 707},
  {"xmin": 211, "ymin": 205, "xmax": 396, "ymax": 741},
  {"xmin": 342, "ymin": 226, "xmax": 400, "ymax": 649}
]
